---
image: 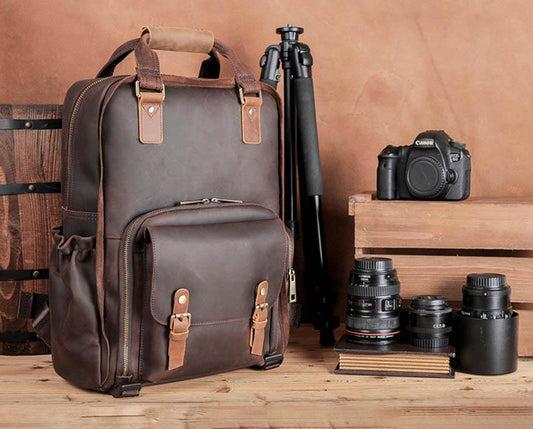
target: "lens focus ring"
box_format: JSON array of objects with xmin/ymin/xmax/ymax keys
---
[{"xmin": 346, "ymin": 315, "xmax": 401, "ymax": 331}]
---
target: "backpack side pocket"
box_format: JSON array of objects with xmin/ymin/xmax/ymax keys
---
[{"xmin": 49, "ymin": 227, "xmax": 103, "ymax": 390}]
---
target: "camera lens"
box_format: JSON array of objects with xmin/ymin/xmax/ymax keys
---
[
  {"xmin": 406, "ymin": 295, "xmax": 452, "ymax": 348},
  {"xmin": 346, "ymin": 257, "xmax": 401, "ymax": 345},
  {"xmin": 454, "ymin": 273, "xmax": 518, "ymax": 375},
  {"xmin": 459, "ymin": 273, "xmax": 513, "ymax": 319}
]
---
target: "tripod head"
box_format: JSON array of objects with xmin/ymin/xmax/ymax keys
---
[
  {"xmin": 277, "ymin": 25, "xmax": 304, "ymax": 69},
  {"xmin": 276, "ymin": 25, "xmax": 304, "ymax": 40},
  {"xmin": 260, "ymin": 25, "xmax": 306, "ymax": 87}
]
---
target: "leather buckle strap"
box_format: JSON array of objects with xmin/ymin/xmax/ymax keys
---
[
  {"xmin": 239, "ymin": 88, "xmax": 262, "ymax": 145},
  {"xmin": 250, "ymin": 280, "xmax": 269, "ymax": 356},
  {"xmin": 136, "ymin": 80, "xmax": 165, "ymax": 145},
  {"xmin": 168, "ymin": 288, "xmax": 191, "ymax": 370}
]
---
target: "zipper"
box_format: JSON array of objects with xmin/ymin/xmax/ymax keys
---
[
  {"xmin": 177, "ymin": 197, "xmax": 244, "ymax": 205},
  {"xmin": 210, "ymin": 198, "xmax": 243, "ymax": 204},
  {"xmin": 176, "ymin": 198, "xmax": 210, "ymax": 206},
  {"xmin": 65, "ymin": 76, "xmax": 116, "ymax": 208},
  {"xmin": 288, "ymin": 268, "xmax": 297, "ymax": 303},
  {"xmin": 120, "ymin": 198, "xmax": 251, "ymax": 377},
  {"xmin": 284, "ymin": 227, "xmax": 296, "ymax": 303}
]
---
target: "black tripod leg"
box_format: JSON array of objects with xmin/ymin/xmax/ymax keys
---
[{"xmin": 292, "ymin": 47, "xmax": 339, "ymax": 347}]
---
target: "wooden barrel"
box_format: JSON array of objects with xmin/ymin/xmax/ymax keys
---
[{"xmin": 0, "ymin": 104, "xmax": 62, "ymax": 354}]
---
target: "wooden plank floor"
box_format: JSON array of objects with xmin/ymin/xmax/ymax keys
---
[{"xmin": 1, "ymin": 325, "xmax": 532, "ymax": 428}]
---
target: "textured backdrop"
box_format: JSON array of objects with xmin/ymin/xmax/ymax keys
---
[{"xmin": 2, "ymin": 0, "xmax": 532, "ymax": 318}]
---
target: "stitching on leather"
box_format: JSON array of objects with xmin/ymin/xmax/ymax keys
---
[
  {"xmin": 62, "ymin": 208, "xmax": 98, "ymax": 219},
  {"xmin": 139, "ymin": 249, "xmax": 150, "ymax": 380}
]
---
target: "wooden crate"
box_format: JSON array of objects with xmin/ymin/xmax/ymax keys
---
[
  {"xmin": 349, "ymin": 192, "xmax": 533, "ymax": 356},
  {"xmin": 0, "ymin": 104, "xmax": 62, "ymax": 354}
]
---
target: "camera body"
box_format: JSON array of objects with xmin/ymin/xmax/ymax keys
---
[{"xmin": 377, "ymin": 130, "xmax": 471, "ymax": 201}]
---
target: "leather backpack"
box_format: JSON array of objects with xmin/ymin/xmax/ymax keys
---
[{"xmin": 35, "ymin": 26, "xmax": 293, "ymax": 397}]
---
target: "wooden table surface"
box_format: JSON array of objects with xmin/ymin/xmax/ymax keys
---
[{"xmin": 1, "ymin": 325, "xmax": 531, "ymax": 429}]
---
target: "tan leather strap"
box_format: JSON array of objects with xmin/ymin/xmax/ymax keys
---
[
  {"xmin": 168, "ymin": 288, "xmax": 191, "ymax": 370},
  {"xmin": 250, "ymin": 281, "xmax": 269, "ymax": 356},
  {"xmin": 96, "ymin": 38, "xmax": 140, "ymax": 78},
  {"xmin": 142, "ymin": 25, "xmax": 214, "ymax": 54},
  {"xmin": 241, "ymin": 95, "xmax": 262, "ymax": 144},
  {"xmin": 137, "ymin": 89, "xmax": 164, "ymax": 144}
]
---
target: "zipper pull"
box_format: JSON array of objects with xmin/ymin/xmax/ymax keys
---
[
  {"xmin": 176, "ymin": 198, "xmax": 210, "ymax": 206},
  {"xmin": 210, "ymin": 198, "xmax": 243, "ymax": 204},
  {"xmin": 288, "ymin": 268, "xmax": 297, "ymax": 303}
]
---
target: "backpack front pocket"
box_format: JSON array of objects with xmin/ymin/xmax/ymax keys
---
[{"xmin": 119, "ymin": 203, "xmax": 292, "ymax": 384}]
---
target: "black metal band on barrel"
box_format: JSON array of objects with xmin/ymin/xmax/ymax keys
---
[
  {"xmin": 0, "ymin": 182, "xmax": 61, "ymax": 195},
  {"xmin": 0, "ymin": 119, "xmax": 62, "ymax": 130},
  {"xmin": 0, "ymin": 269, "xmax": 49, "ymax": 281}
]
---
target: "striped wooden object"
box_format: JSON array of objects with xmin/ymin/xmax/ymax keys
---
[
  {"xmin": 0, "ymin": 104, "xmax": 62, "ymax": 355},
  {"xmin": 349, "ymin": 192, "xmax": 533, "ymax": 356}
]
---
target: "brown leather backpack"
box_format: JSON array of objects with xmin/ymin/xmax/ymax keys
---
[{"xmin": 36, "ymin": 26, "xmax": 292, "ymax": 397}]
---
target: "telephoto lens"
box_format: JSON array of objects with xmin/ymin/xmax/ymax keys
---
[
  {"xmin": 406, "ymin": 295, "xmax": 452, "ymax": 348},
  {"xmin": 346, "ymin": 257, "xmax": 402, "ymax": 345},
  {"xmin": 460, "ymin": 273, "xmax": 512, "ymax": 319},
  {"xmin": 454, "ymin": 273, "xmax": 519, "ymax": 375}
]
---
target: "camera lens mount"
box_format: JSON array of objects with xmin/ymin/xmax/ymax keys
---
[{"xmin": 405, "ymin": 156, "xmax": 447, "ymax": 199}]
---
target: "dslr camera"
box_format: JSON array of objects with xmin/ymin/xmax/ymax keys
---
[{"xmin": 377, "ymin": 130, "xmax": 471, "ymax": 200}]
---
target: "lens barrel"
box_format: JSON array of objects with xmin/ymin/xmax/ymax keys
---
[
  {"xmin": 454, "ymin": 273, "xmax": 519, "ymax": 375},
  {"xmin": 460, "ymin": 273, "xmax": 512, "ymax": 320},
  {"xmin": 346, "ymin": 257, "xmax": 401, "ymax": 345},
  {"xmin": 406, "ymin": 295, "xmax": 452, "ymax": 348}
]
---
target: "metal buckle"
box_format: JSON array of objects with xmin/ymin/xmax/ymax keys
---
[
  {"xmin": 238, "ymin": 87, "xmax": 262, "ymax": 105},
  {"xmin": 170, "ymin": 312, "xmax": 191, "ymax": 331},
  {"xmin": 262, "ymin": 353, "xmax": 284, "ymax": 370},
  {"xmin": 135, "ymin": 80, "xmax": 166, "ymax": 100},
  {"xmin": 110, "ymin": 382, "xmax": 142, "ymax": 398}
]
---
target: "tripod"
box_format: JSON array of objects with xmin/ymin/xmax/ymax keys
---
[{"xmin": 259, "ymin": 25, "xmax": 339, "ymax": 346}]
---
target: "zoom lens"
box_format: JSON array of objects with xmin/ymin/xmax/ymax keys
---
[
  {"xmin": 346, "ymin": 257, "xmax": 401, "ymax": 345},
  {"xmin": 406, "ymin": 295, "xmax": 452, "ymax": 348},
  {"xmin": 454, "ymin": 273, "xmax": 518, "ymax": 375},
  {"xmin": 459, "ymin": 273, "xmax": 513, "ymax": 320}
]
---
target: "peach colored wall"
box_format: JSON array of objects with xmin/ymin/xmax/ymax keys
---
[{"xmin": 2, "ymin": 0, "xmax": 533, "ymax": 317}]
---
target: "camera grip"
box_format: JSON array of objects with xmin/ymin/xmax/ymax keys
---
[{"xmin": 377, "ymin": 153, "xmax": 397, "ymax": 200}]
